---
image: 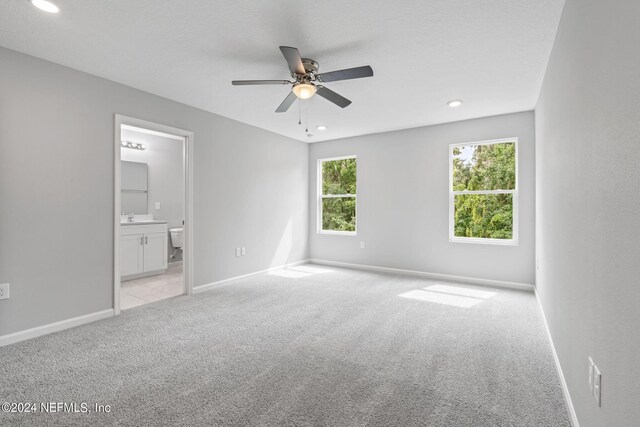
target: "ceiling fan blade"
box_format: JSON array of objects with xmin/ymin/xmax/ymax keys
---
[
  {"xmin": 316, "ymin": 86, "xmax": 352, "ymax": 108},
  {"xmin": 279, "ymin": 46, "xmax": 306, "ymax": 75},
  {"xmin": 317, "ymin": 65, "xmax": 374, "ymax": 83},
  {"xmin": 232, "ymin": 80, "xmax": 290, "ymax": 86},
  {"xmin": 275, "ymin": 91, "xmax": 298, "ymax": 113}
]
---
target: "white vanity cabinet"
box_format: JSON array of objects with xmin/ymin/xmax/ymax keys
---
[
  {"xmin": 120, "ymin": 234, "xmax": 144, "ymax": 277},
  {"xmin": 119, "ymin": 222, "xmax": 168, "ymax": 280}
]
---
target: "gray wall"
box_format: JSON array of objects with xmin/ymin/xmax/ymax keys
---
[
  {"xmin": 535, "ymin": 0, "xmax": 640, "ymax": 425},
  {"xmin": 308, "ymin": 111, "xmax": 535, "ymax": 285},
  {"xmin": 0, "ymin": 46, "xmax": 309, "ymax": 336},
  {"xmin": 121, "ymin": 130, "xmax": 185, "ymax": 261}
]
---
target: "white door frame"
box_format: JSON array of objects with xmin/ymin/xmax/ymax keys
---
[{"xmin": 113, "ymin": 114, "xmax": 194, "ymax": 315}]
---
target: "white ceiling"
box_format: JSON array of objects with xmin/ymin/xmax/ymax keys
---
[{"xmin": 0, "ymin": 0, "xmax": 564, "ymax": 142}]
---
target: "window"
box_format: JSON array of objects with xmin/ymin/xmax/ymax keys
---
[
  {"xmin": 318, "ymin": 156, "xmax": 357, "ymax": 235},
  {"xmin": 449, "ymin": 138, "xmax": 518, "ymax": 245}
]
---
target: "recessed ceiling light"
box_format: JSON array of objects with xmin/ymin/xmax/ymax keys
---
[
  {"xmin": 316, "ymin": 125, "xmax": 327, "ymax": 131},
  {"xmin": 31, "ymin": 0, "xmax": 59, "ymax": 13},
  {"xmin": 448, "ymin": 100, "xmax": 463, "ymax": 108}
]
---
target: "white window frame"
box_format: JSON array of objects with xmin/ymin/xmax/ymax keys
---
[
  {"xmin": 448, "ymin": 137, "xmax": 519, "ymax": 246},
  {"xmin": 317, "ymin": 155, "xmax": 357, "ymax": 236}
]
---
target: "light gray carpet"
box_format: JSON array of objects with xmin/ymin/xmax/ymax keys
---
[{"xmin": 0, "ymin": 264, "xmax": 569, "ymax": 426}]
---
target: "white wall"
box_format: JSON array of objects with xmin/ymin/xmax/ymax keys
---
[
  {"xmin": 120, "ymin": 129, "xmax": 185, "ymax": 261},
  {"xmin": 535, "ymin": 0, "xmax": 640, "ymax": 425},
  {"xmin": 0, "ymin": 46, "xmax": 309, "ymax": 337},
  {"xmin": 308, "ymin": 111, "xmax": 535, "ymax": 285}
]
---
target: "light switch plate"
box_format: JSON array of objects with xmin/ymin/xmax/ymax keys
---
[
  {"xmin": 235, "ymin": 248, "xmax": 241, "ymax": 257},
  {"xmin": 588, "ymin": 357, "xmax": 594, "ymax": 390},
  {"xmin": 155, "ymin": 202, "xmax": 161, "ymax": 210},
  {"xmin": 360, "ymin": 241, "xmax": 366, "ymax": 249},
  {"xmin": 593, "ymin": 365, "xmax": 602, "ymax": 406},
  {"xmin": 0, "ymin": 283, "xmax": 9, "ymax": 300},
  {"xmin": 241, "ymin": 247, "xmax": 246, "ymax": 256}
]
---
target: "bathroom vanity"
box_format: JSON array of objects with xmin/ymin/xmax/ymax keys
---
[{"xmin": 119, "ymin": 221, "xmax": 168, "ymax": 280}]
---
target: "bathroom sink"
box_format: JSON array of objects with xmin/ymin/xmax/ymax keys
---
[{"xmin": 121, "ymin": 219, "xmax": 168, "ymax": 225}]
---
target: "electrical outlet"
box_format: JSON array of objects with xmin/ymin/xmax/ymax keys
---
[
  {"xmin": 360, "ymin": 241, "xmax": 366, "ymax": 249},
  {"xmin": 593, "ymin": 364, "xmax": 602, "ymax": 406},
  {"xmin": 588, "ymin": 357, "xmax": 595, "ymax": 391},
  {"xmin": 241, "ymin": 247, "xmax": 246, "ymax": 256},
  {"xmin": 155, "ymin": 202, "xmax": 161, "ymax": 210},
  {"xmin": 235, "ymin": 248, "xmax": 241, "ymax": 257},
  {"xmin": 0, "ymin": 283, "xmax": 9, "ymax": 300}
]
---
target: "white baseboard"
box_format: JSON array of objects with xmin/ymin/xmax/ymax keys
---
[
  {"xmin": 535, "ymin": 291, "xmax": 580, "ymax": 427},
  {"xmin": 309, "ymin": 258, "xmax": 534, "ymax": 292},
  {"xmin": 193, "ymin": 259, "xmax": 310, "ymax": 294},
  {"xmin": 0, "ymin": 308, "xmax": 115, "ymax": 347}
]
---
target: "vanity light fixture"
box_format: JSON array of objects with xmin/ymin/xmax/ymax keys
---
[
  {"xmin": 447, "ymin": 99, "xmax": 463, "ymax": 108},
  {"xmin": 121, "ymin": 141, "xmax": 146, "ymax": 151},
  {"xmin": 31, "ymin": 0, "xmax": 60, "ymax": 13}
]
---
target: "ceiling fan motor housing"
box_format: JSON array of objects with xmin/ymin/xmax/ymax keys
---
[{"xmin": 300, "ymin": 58, "xmax": 319, "ymax": 76}]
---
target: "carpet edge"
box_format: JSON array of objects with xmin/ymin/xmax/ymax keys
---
[
  {"xmin": 0, "ymin": 308, "xmax": 115, "ymax": 347},
  {"xmin": 193, "ymin": 259, "xmax": 311, "ymax": 294},
  {"xmin": 309, "ymin": 258, "xmax": 534, "ymax": 292}
]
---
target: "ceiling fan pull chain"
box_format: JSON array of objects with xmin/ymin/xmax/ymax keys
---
[
  {"xmin": 305, "ymin": 101, "xmax": 309, "ymax": 133},
  {"xmin": 298, "ymin": 98, "xmax": 301, "ymax": 125}
]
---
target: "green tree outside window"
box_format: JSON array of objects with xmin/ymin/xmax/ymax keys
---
[
  {"xmin": 451, "ymin": 141, "xmax": 517, "ymax": 241},
  {"xmin": 320, "ymin": 157, "xmax": 357, "ymax": 232}
]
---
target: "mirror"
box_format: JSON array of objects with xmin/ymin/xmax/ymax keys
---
[{"xmin": 121, "ymin": 161, "xmax": 148, "ymax": 214}]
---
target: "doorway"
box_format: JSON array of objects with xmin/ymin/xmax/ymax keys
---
[{"xmin": 114, "ymin": 115, "xmax": 194, "ymax": 315}]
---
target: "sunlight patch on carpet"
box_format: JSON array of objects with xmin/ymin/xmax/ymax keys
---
[{"xmin": 399, "ymin": 284, "xmax": 496, "ymax": 308}]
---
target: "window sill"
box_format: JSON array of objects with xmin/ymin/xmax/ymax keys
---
[
  {"xmin": 318, "ymin": 230, "xmax": 357, "ymax": 236},
  {"xmin": 449, "ymin": 237, "xmax": 518, "ymax": 246}
]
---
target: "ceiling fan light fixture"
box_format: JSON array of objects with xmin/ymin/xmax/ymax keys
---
[{"xmin": 292, "ymin": 82, "xmax": 317, "ymax": 100}]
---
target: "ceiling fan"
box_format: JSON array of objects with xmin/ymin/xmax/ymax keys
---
[{"xmin": 232, "ymin": 46, "xmax": 373, "ymax": 113}]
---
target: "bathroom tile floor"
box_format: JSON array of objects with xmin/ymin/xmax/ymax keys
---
[{"xmin": 120, "ymin": 262, "xmax": 183, "ymax": 310}]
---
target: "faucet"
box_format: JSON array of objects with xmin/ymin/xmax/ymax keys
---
[{"xmin": 127, "ymin": 213, "xmax": 135, "ymax": 222}]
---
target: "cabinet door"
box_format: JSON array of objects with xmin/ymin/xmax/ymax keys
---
[
  {"xmin": 120, "ymin": 234, "xmax": 144, "ymax": 277},
  {"xmin": 143, "ymin": 232, "xmax": 167, "ymax": 272}
]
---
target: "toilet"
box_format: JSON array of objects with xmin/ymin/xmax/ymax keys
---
[{"xmin": 169, "ymin": 227, "xmax": 183, "ymax": 259}]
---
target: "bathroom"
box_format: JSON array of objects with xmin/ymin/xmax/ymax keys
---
[{"xmin": 118, "ymin": 125, "xmax": 185, "ymax": 310}]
